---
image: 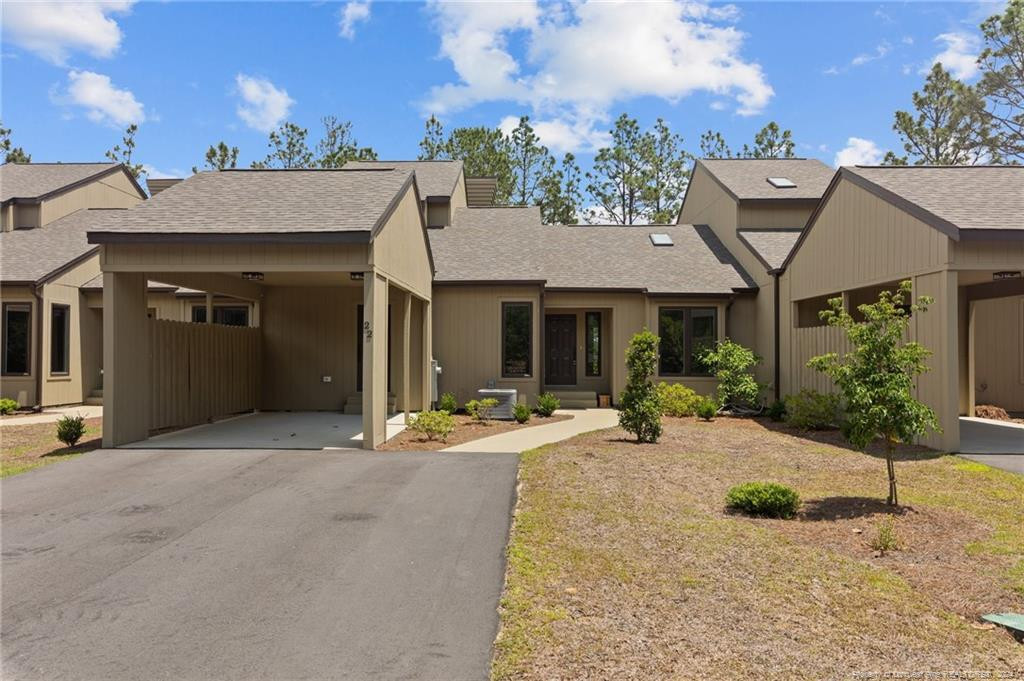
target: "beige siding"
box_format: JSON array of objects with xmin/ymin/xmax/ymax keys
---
[
  {"xmin": 371, "ymin": 185, "xmax": 433, "ymax": 299},
  {"xmin": 737, "ymin": 202, "xmax": 816, "ymax": 229},
  {"xmin": 13, "ymin": 204, "xmax": 40, "ymax": 230},
  {"xmin": 0, "ymin": 286, "xmax": 38, "ymax": 405},
  {"xmin": 972, "ymin": 295, "xmax": 1024, "ymax": 411},
  {"xmin": 39, "ymin": 170, "xmax": 144, "ymax": 226},
  {"xmin": 450, "ymin": 172, "xmax": 468, "ymax": 211},
  {"xmin": 102, "ymin": 243, "xmax": 369, "ymax": 272},
  {"xmin": 103, "ymin": 272, "xmax": 150, "ymax": 446},
  {"xmin": 952, "ymin": 239, "xmax": 1024, "ymax": 269}
]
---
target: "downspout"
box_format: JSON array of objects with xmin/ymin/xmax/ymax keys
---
[
  {"xmin": 33, "ymin": 283, "xmax": 44, "ymax": 411},
  {"xmin": 771, "ymin": 269, "xmax": 781, "ymax": 403},
  {"xmin": 724, "ymin": 294, "xmax": 737, "ymax": 338},
  {"xmin": 538, "ymin": 286, "xmax": 545, "ymax": 393}
]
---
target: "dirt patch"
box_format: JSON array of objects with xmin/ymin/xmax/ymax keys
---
[
  {"xmin": 976, "ymin": 404, "xmax": 1024, "ymax": 425},
  {"xmin": 1, "ymin": 418, "xmax": 102, "ymax": 477},
  {"xmin": 380, "ymin": 413, "xmax": 572, "ymax": 451}
]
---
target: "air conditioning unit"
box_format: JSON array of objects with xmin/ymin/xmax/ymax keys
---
[
  {"xmin": 431, "ymin": 359, "xmax": 442, "ymax": 404},
  {"xmin": 477, "ymin": 388, "xmax": 517, "ymax": 420}
]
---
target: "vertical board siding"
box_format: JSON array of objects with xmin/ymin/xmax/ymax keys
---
[
  {"xmin": 790, "ymin": 326, "xmax": 850, "ymax": 396},
  {"xmin": 973, "ymin": 295, "xmax": 1024, "ymax": 411},
  {"xmin": 150, "ymin": 320, "xmax": 260, "ymax": 431}
]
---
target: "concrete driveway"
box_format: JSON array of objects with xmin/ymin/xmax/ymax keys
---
[{"xmin": 2, "ymin": 447, "xmax": 519, "ymax": 681}]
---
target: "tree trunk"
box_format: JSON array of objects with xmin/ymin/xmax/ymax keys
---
[{"xmin": 885, "ymin": 439, "xmax": 898, "ymax": 506}]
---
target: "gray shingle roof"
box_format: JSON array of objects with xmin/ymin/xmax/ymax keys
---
[
  {"xmin": 430, "ymin": 207, "xmax": 755, "ymax": 294},
  {"xmin": 0, "ymin": 208, "xmax": 110, "ymax": 283},
  {"xmin": 1, "ymin": 163, "xmax": 121, "ymax": 202},
  {"xmin": 846, "ymin": 166, "xmax": 1024, "ymax": 232},
  {"xmin": 698, "ymin": 158, "xmax": 834, "ymax": 200},
  {"xmin": 736, "ymin": 229, "xmax": 802, "ymax": 271},
  {"xmin": 87, "ymin": 169, "xmax": 414, "ymax": 237},
  {"xmin": 342, "ymin": 160, "xmax": 463, "ymax": 198}
]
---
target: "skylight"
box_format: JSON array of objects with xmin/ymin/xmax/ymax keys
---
[
  {"xmin": 767, "ymin": 177, "xmax": 797, "ymax": 188},
  {"xmin": 649, "ymin": 233, "xmax": 673, "ymax": 247}
]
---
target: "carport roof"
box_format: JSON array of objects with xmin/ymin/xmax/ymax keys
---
[
  {"xmin": 87, "ymin": 168, "xmax": 417, "ymax": 243},
  {"xmin": 429, "ymin": 207, "xmax": 756, "ymax": 295}
]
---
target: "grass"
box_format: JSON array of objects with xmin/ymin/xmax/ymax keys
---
[
  {"xmin": 1, "ymin": 418, "xmax": 101, "ymax": 478},
  {"xmin": 492, "ymin": 417, "xmax": 1024, "ymax": 680}
]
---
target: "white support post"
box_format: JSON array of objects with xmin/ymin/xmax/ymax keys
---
[
  {"xmin": 205, "ymin": 293, "xmax": 214, "ymax": 325},
  {"xmin": 402, "ymin": 290, "xmax": 412, "ymax": 425},
  {"xmin": 103, "ymin": 271, "xmax": 151, "ymax": 447},
  {"xmin": 421, "ymin": 299, "xmax": 432, "ymax": 413}
]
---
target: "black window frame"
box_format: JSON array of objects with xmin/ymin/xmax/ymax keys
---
[
  {"xmin": 501, "ymin": 301, "xmax": 533, "ymax": 378},
  {"xmin": 658, "ymin": 306, "xmax": 718, "ymax": 377},
  {"xmin": 2, "ymin": 302, "xmax": 32, "ymax": 376},
  {"xmin": 585, "ymin": 311, "xmax": 602, "ymax": 377},
  {"xmin": 191, "ymin": 305, "xmax": 249, "ymax": 326},
  {"xmin": 49, "ymin": 303, "xmax": 71, "ymax": 376}
]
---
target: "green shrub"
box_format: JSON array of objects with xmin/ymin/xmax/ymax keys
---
[
  {"xmin": 699, "ymin": 339, "xmax": 762, "ymax": 410},
  {"xmin": 784, "ymin": 389, "xmax": 842, "ymax": 430},
  {"xmin": 765, "ymin": 400, "xmax": 786, "ymax": 422},
  {"xmin": 618, "ymin": 329, "xmax": 662, "ymax": 443},
  {"xmin": 56, "ymin": 414, "xmax": 86, "ymax": 447},
  {"xmin": 0, "ymin": 398, "xmax": 18, "ymax": 415},
  {"xmin": 466, "ymin": 397, "xmax": 499, "ymax": 421},
  {"xmin": 513, "ymin": 402, "xmax": 531, "ymax": 424},
  {"xmin": 409, "ymin": 410, "xmax": 455, "ymax": 442},
  {"xmin": 535, "ymin": 392, "xmax": 560, "ymax": 417},
  {"xmin": 725, "ymin": 482, "xmax": 800, "ymax": 519},
  {"xmin": 438, "ymin": 392, "xmax": 457, "ymax": 415},
  {"xmin": 869, "ymin": 516, "xmax": 901, "ymax": 554},
  {"xmin": 696, "ymin": 397, "xmax": 718, "ymax": 421},
  {"xmin": 656, "ymin": 382, "xmax": 701, "ymax": 417}
]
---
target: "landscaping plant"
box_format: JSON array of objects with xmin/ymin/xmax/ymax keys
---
[
  {"xmin": 0, "ymin": 398, "xmax": 18, "ymax": 415},
  {"xmin": 808, "ymin": 280, "xmax": 938, "ymax": 506},
  {"xmin": 438, "ymin": 392, "xmax": 457, "ymax": 415},
  {"xmin": 513, "ymin": 402, "xmax": 532, "ymax": 424},
  {"xmin": 725, "ymin": 481, "xmax": 801, "ymax": 519},
  {"xmin": 656, "ymin": 382, "xmax": 701, "ymax": 417},
  {"xmin": 869, "ymin": 516, "xmax": 901, "ymax": 554},
  {"xmin": 56, "ymin": 414, "xmax": 87, "ymax": 447},
  {"xmin": 618, "ymin": 329, "xmax": 662, "ymax": 443},
  {"xmin": 699, "ymin": 339, "xmax": 762, "ymax": 411},
  {"xmin": 409, "ymin": 410, "xmax": 456, "ymax": 442},
  {"xmin": 765, "ymin": 399, "xmax": 786, "ymax": 422},
  {"xmin": 466, "ymin": 397, "xmax": 499, "ymax": 422},
  {"xmin": 535, "ymin": 392, "xmax": 560, "ymax": 417},
  {"xmin": 696, "ymin": 396, "xmax": 717, "ymax": 421},
  {"xmin": 784, "ymin": 389, "xmax": 842, "ymax": 430}
]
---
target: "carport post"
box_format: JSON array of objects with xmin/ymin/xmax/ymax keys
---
[
  {"xmin": 402, "ymin": 290, "xmax": 411, "ymax": 425},
  {"xmin": 205, "ymin": 293, "xmax": 213, "ymax": 324},
  {"xmin": 421, "ymin": 299, "xmax": 432, "ymax": 412},
  {"xmin": 102, "ymin": 271, "xmax": 151, "ymax": 447},
  {"xmin": 362, "ymin": 271, "xmax": 388, "ymax": 449}
]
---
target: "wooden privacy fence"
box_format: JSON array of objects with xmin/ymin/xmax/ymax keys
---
[{"xmin": 150, "ymin": 320, "xmax": 261, "ymax": 431}]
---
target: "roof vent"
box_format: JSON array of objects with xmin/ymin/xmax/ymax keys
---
[
  {"xmin": 767, "ymin": 177, "xmax": 796, "ymax": 188},
  {"xmin": 649, "ymin": 233, "xmax": 673, "ymax": 247}
]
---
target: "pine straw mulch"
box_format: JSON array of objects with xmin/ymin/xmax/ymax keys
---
[
  {"xmin": 379, "ymin": 413, "xmax": 572, "ymax": 451},
  {"xmin": 1, "ymin": 417, "xmax": 102, "ymax": 477},
  {"xmin": 493, "ymin": 416, "xmax": 1024, "ymax": 681}
]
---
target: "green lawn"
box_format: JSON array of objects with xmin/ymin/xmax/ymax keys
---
[{"xmin": 1, "ymin": 418, "xmax": 101, "ymax": 478}]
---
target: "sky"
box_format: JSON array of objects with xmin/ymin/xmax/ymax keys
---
[{"xmin": 0, "ymin": 0, "xmax": 1004, "ymax": 179}]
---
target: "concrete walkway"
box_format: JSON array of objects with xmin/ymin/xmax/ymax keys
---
[
  {"xmin": 958, "ymin": 417, "xmax": 1024, "ymax": 475},
  {"xmin": 0, "ymin": 405, "xmax": 102, "ymax": 427},
  {"xmin": 443, "ymin": 408, "xmax": 619, "ymax": 453}
]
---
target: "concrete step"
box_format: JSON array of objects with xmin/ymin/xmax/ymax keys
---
[
  {"xmin": 84, "ymin": 396, "xmax": 103, "ymax": 406},
  {"xmin": 343, "ymin": 393, "xmax": 396, "ymax": 415},
  {"xmin": 547, "ymin": 390, "xmax": 597, "ymax": 409}
]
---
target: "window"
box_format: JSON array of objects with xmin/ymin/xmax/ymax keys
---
[
  {"xmin": 191, "ymin": 305, "xmax": 249, "ymax": 326},
  {"xmin": 50, "ymin": 304, "xmax": 70, "ymax": 375},
  {"xmin": 191, "ymin": 306, "xmax": 206, "ymax": 324},
  {"xmin": 2, "ymin": 303, "xmax": 31, "ymax": 375},
  {"xmin": 147, "ymin": 308, "xmax": 157, "ymax": 320},
  {"xmin": 585, "ymin": 311, "xmax": 602, "ymax": 377},
  {"xmin": 658, "ymin": 307, "xmax": 718, "ymax": 376},
  {"xmin": 502, "ymin": 302, "xmax": 532, "ymax": 378}
]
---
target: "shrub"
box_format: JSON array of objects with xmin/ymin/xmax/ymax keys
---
[
  {"xmin": 657, "ymin": 382, "xmax": 701, "ymax": 417},
  {"xmin": 438, "ymin": 392, "xmax": 457, "ymax": 415},
  {"xmin": 0, "ymin": 398, "xmax": 18, "ymax": 415},
  {"xmin": 696, "ymin": 397, "xmax": 718, "ymax": 421},
  {"xmin": 618, "ymin": 329, "xmax": 662, "ymax": 443},
  {"xmin": 513, "ymin": 402, "xmax": 531, "ymax": 424},
  {"xmin": 536, "ymin": 392, "xmax": 560, "ymax": 417},
  {"xmin": 765, "ymin": 400, "xmax": 786, "ymax": 422},
  {"xmin": 784, "ymin": 389, "xmax": 842, "ymax": 430},
  {"xmin": 868, "ymin": 516, "xmax": 901, "ymax": 554},
  {"xmin": 699, "ymin": 339, "xmax": 762, "ymax": 410},
  {"xmin": 56, "ymin": 414, "xmax": 86, "ymax": 447},
  {"xmin": 466, "ymin": 398, "xmax": 499, "ymax": 421},
  {"xmin": 409, "ymin": 410, "xmax": 455, "ymax": 442},
  {"xmin": 725, "ymin": 482, "xmax": 800, "ymax": 519}
]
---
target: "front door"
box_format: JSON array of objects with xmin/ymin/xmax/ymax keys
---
[{"xmin": 545, "ymin": 314, "xmax": 577, "ymax": 386}]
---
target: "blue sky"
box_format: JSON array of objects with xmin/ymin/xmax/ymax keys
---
[{"xmin": 0, "ymin": 1, "xmax": 1002, "ymax": 179}]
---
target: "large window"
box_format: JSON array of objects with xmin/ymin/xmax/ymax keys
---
[
  {"xmin": 2, "ymin": 303, "xmax": 31, "ymax": 375},
  {"xmin": 50, "ymin": 304, "xmax": 70, "ymax": 375},
  {"xmin": 191, "ymin": 305, "xmax": 249, "ymax": 326},
  {"xmin": 658, "ymin": 307, "xmax": 717, "ymax": 376},
  {"xmin": 502, "ymin": 302, "xmax": 532, "ymax": 378},
  {"xmin": 585, "ymin": 311, "xmax": 601, "ymax": 377}
]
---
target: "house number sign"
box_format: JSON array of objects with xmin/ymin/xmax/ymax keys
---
[{"xmin": 363, "ymin": 320, "xmax": 373, "ymax": 341}]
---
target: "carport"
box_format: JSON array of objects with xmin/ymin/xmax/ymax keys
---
[{"xmin": 88, "ymin": 168, "xmax": 434, "ymax": 450}]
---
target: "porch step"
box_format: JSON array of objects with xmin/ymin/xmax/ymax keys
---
[
  {"xmin": 342, "ymin": 392, "xmax": 397, "ymax": 415},
  {"xmin": 547, "ymin": 390, "xmax": 598, "ymax": 409},
  {"xmin": 84, "ymin": 389, "xmax": 103, "ymax": 406}
]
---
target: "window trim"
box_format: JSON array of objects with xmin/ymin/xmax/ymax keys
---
[
  {"xmin": 501, "ymin": 301, "xmax": 533, "ymax": 379},
  {"xmin": 657, "ymin": 306, "xmax": 718, "ymax": 378},
  {"xmin": 2, "ymin": 302, "xmax": 32, "ymax": 377},
  {"xmin": 49, "ymin": 303, "xmax": 71, "ymax": 376},
  {"xmin": 585, "ymin": 311, "xmax": 602, "ymax": 377}
]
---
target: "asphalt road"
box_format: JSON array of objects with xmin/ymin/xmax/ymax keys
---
[{"xmin": 1, "ymin": 448, "xmax": 519, "ymax": 681}]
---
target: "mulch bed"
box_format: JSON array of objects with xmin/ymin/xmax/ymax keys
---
[
  {"xmin": 975, "ymin": 404, "xmax": 1024, "ymax": 425},
  {"xmin": 1, "ymin": 418, "xmax": 102, "ymax": 476},
  {"xmin": 380, "ymin": 413, "xmax": 572, "ymax": 451}
]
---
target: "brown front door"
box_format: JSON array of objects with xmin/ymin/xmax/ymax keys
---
[{"xmin": 545, "ymin": 314, "xmax": 576, "ymax": 386}]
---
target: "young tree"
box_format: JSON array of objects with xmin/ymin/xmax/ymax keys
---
[
  {"xmin": 642, "ymin": 118, "xmax": 691, "ymax": 223},
  {"xmin": 538, "ymin": 153, "xmax": 583, "ymax": 224},
  {"xmin": 251, "ymin": 122, "xmax": 313, "ymax": 169},
  {"xmin": 741, "ymin": 121, "xmax": 796, "ymax": 158},
  {"xmin": 506, "ymin": 116, "xmax": 552, "ymax": 206},
  {"xmin": 884, "ymin": 64, "xmax": 997, "ymax": 165},
  {"xmin": 317, "ymin": 115, "xmax": 376, "ymax": 168},
  {"xmin": 418, "ymin": 115, "xmax": 447, "ymax": 160},
  {"xmin": 618, "ymin": 329, "xmax": 663, "ymax": 443},
  {"xmin": 808, "ymin": 281, "xmax": 939, "ymax": 506},
  {"xmin": 105, "ymin": 124, "xmax": 144, "ymax": 178},
  {"xmin": 586, "ymin": 113, "xmax": 649, "ymax": 224},
  {"xmin": 193, "ymin": 141, "xmax": 239, "ymax": 173},
  {"xmin": 418, "ymin": 117, "xmax": 514, "ymax": 202},
  {"xmin": 976, "ymin": 0, "xmax": 1024, "ymax": 162},
  {"xmin": 700, "ymin": 340, "xmax": 762, "ymax": 411},
  {"xmin": 0, "ymin": 123, "xmax": 30, "ymax": 163},
  {"xmin": 699, "ymin": 129, "xmax": 732, "ymax": 159}
]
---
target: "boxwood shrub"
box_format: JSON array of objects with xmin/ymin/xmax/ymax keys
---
[{"xmin": 725, "ymin": 482, "xmax": 800, "ymax": 519}]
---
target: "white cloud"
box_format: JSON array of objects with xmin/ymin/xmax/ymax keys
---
[
  {"xmin": 339, "ymin": 1, "xmax": 371, "ymax": 39},
  {"xmin": 851, "ymin": 41, "xmax": 891, "ymax": 66},
  {"xmin": 822, "ymin": 66, "xmax": 841, "ymax": 76},
  {"xmin": 58, "ymin": 69, "xmax": 145, "ymax": 126},
  {"xmin": 2, "ymin": 1, "xmax": 134, "ymax": 65},
  {"xmin": 834, "ymin": 137, "xmax": 883, "ymax": 167},
  {"xmin": 423, "ymin": 0, "xmax": 773, "ymax": 153},
  {"xmin": 927, "ymin": 32, "xmax": 980, "ymax": 80},
  {"xmin": 498, "ymin": 113, "xmax": 610, "ymax": 154},
  {"xmin": 234, "ymin": 74, "xmax": 294, "ymax": 133}
]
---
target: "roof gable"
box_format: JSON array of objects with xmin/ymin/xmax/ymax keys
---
[
  {"xmin": 342, "ymin": 160, "xmax": 464, "ymax": 199},
  {"xmin": 1, "ymin": 163, "xmax": 144, "ymax": 203},
  {"xmin": 695, "ymin": 158, "xmax": 834, "ymax": 202}
]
